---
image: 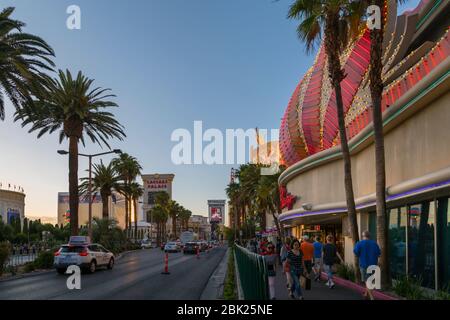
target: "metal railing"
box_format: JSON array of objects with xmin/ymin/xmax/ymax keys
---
[
  {"xmin": 5, "ymin": 243, "xmax": 63, "ymax": 267},
  {"xmin": 6, "ymin": 253, "xmax": 39, "ymax": 267},
  {"xmin": 234, "ymin": 244, "xmax": 269, "ymax": 300}
]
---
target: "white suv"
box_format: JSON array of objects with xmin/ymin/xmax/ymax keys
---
[
  {"xmin": 164, "ymin": 242, "xmax": 180, "ymax": 253},
  {"xmin": 54, "ymin": 243, "xmax": 115, "ymax": 274}
]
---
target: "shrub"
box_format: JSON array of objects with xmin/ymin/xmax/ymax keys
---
[
  {"xmin": 91, "ymin": 218, "xmax": 128, "ymax": 254},
  {"xmin": 34, "ymin": 251, "xmax": 54, "ymax": 269},
  {"xmin": 393, "ymin": 276, "xmax": 426, "ymax": 300},
  {"xmin": 0, "ymin": 242, "xmax": 11, "ymax": 276},
  {"xmin": 336, "ymin": 263, "xmax": 356, "ymax": 282},
  {"xmin": 224, "ymin": 247, "xmax": 237, "ymax": 300},
  {"xmin": 23, "ymin": 262, "xmax": 36, "ymax": 273},
  {"xmin": 13, "ymin": 233, "xmax": 28, "ymax": 244},
  {"xmin": 3, "ymin": 265, "xmax": 18, "ymax": 276},
  {"xmin": 434, "ymin": 285, "xmax": 450, "ymax": 300}
]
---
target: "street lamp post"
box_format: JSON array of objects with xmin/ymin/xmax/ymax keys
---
[{"xmin": 58, "ymin": 149, "xmax": 122, "ymax": 239}]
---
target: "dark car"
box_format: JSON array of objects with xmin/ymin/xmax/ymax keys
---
[
  {"xmin": 199, "ymin": 241, "xmax": 209, "ymax": 252},
  {"xmin": 183, "ymin": 242, "xmax": 199, "ymax": 254}
]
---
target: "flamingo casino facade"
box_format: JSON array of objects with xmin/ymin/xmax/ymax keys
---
[{"xmin": 278, "ymin": 0, "xmax": 450, "ymax": 290}]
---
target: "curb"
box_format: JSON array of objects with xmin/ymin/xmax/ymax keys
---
[
  {"xmin": 200, "ymin": 247, "xmax": 229, "ymax": 300},
  {"xmin": 234, "ymin": 250, "xmax": 244, "ymax": 300},
  {"xmin": 0, "ymin": 269, "xmax": 54, "ymax": 283},
  {"xmin": 320, "ymin": 272, "xmax": 399, "ymax": 300}
]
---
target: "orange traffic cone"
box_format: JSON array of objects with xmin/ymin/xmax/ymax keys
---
[{"xmin": 161, "ymin": 252, "xmax": 170, "ymax": 274}]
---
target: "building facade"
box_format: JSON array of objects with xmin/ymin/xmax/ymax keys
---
[
  {"xmin": 57, "ymin": 192, "xmax": 126, "ymax": 229},
  {"xmin": 0, "ymin": 188, "xmax": 25, "ymax": 225},
  {"xmin": 278, "ymin": 0, "xmax": 450, "ymax": 290},
  {"xmin": 141, "ymin": 174, "xmax": 175, "ymax": 239},
  {"xmin": 188, "ymin": 215, "xmax": 210, "ymax": 240}
]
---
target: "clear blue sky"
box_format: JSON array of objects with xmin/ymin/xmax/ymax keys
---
[{"xmin": 0, "ymin": 0, "xmax": 420, "ymax": 221}]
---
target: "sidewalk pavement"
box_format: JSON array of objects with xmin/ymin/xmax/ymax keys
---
[{"xmin": 274, "ymin": 267, "xmax": 363, "ymax": 300}]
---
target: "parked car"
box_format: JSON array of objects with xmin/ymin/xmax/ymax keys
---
[
  {"xmin": 183, "ymin": 242, "xmax": 199, "ymax": 254},
  {"xmin": 54, "ymin": 237, "xmax": 114, "ymax": 274},
  {"xmin": 164, "ymin": 242, "xmax": 180, "ymax": 253}
]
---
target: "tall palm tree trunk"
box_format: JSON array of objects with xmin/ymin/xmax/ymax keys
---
[
  {"xmin": 163, "ymin": 223, "xmax": 166, "ymax": 242},
  {"xmin": 156, "ymin": 222, "xmax": 160, "ymax": 246},
  {"xmin": 172, "ymin": 215, "xmax": 177, "ymax": 239},
  {"xmin": 325, "ymin": 14, "xmax": 360, "ymax": 282},
  {"xmin": 370, "ymin": 0, "xmax": 389, "ymax": 289},
  {"xmin": 260, "ymin": 211, "xmax": 267, "ymax": 232},
  {"xmin": 101, "ymin": 192, "xmax": 109, "ymax": 219},
  {"xmin": 237, "ymin": 206, "xmax": 242, "ymax": 230},
  {"xmin": 68, "ymin": 135, "xmax": 79, "ymax": 236},
  {"xmin": 124, "ymin": 195, "xmax": 129, "ymax": 230},
  {"xmin": 272, "ymin": 212, "xmax": 283, "ymax": 244},
  {"xmin": 128, "ymin": 197, "xmax": 132, "ymax": 230},
  {"xmin": 134, "ymin": 198, "xmax": 138, "ymax": 239}
]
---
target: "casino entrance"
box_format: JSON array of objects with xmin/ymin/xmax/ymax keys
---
[{"xmin": 286, "ymin": 213, "xmax": 345, "ymax": 260}]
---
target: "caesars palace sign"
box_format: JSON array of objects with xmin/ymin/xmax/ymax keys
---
[{"xmin": 145, "ymin": 179, "xmax": 169, "ymax": 190}]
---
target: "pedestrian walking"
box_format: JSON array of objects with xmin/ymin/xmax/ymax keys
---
[
  {"xmin": 300, "ymin": 235, "xmax": 314, "ymax": 278},
  {"xmin": 280, "ymin": 238, "xmax": 293, "ymax": 293},
  {"xmin": 287, "ymin": 239, "xmax": 306, "ymax": 300},
  {"xmin": 313, "ymin": 236, "xmax": 323, "ymax": 281},
  {"xmin": 322, "ymin": 235, "xmax": 343, "ymax": 289},
  {"xmin": 353, "ymin": 231, "xmax": 381, "ymax": 300},
  {"xmin": 264, "ymin": 243, "xmax": 278, "ymax": 300}
]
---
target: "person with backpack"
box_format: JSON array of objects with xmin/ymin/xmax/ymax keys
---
[{"xmin": 323, "ymin": 235, "xmax": 343, "ymax": 289}]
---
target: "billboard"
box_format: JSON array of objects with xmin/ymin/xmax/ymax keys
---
[
  {"xmin": 210, "ymin": 207, "xmax": 223, "ymax": 223},
  {"xmin": 58, "ymin": 193, "xmax": 103, "ymax": 204},
  {"xmin": 207, "ymin": 200, "xmax": 225, "ymax": 225}
]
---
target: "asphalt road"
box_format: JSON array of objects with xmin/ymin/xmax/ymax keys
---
[{"xmin": 0, "ymin": 245, "xmax": 227, "ymax": 300}]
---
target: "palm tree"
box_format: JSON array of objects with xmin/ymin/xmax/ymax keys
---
[
  {"xmin": 112, "ymin": 153, "xmax": 142, "ymax": 231},
  {"xmin": 0, "ymin": 7, "xmax": 55, "ymax": 121},
  {"xmin": 15, "ymin": 70, "xmax": 125, "ymax": 236},
  {"xmin": 235, "ymin": 164, "xmax": 261, "ymax": 239},
  {"xmin": 129, "ymin": 182, "xmax": 144, "ymax": 238},
  {"xmin": 288, "ymin": 0, "xmax": 363, "ymax": 281},
  {"xmin": 151, "ymin": 191, "xmax": 171, "ymax": 244},
  {"xmin": 256, "ymin": 166, "xmax": 285, "ymax": 242},
  {"xmin": 168, "ymin": 200, "xmax": 181, "ymax": 239},
  {"xmin": 226, "ymin": 181, "xmax": 241, "ymax": 239},
  {"xmin": 178, "ymin": 206, "xmax": 192, "ymax": 232},
  {"xmin": 79, "ymin": 162, "xmax": 121, "ymax": 219},
  {"xmin": 184, "ymin": 208, "xmax": 192, "ymax": 231},
  {"xmin": 365, "ymin": 0, "xmax": 406, "ymax": 289},
  {"xmin": 150, "ymin": 204, "xmax": 168, "ymax": 246}
]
